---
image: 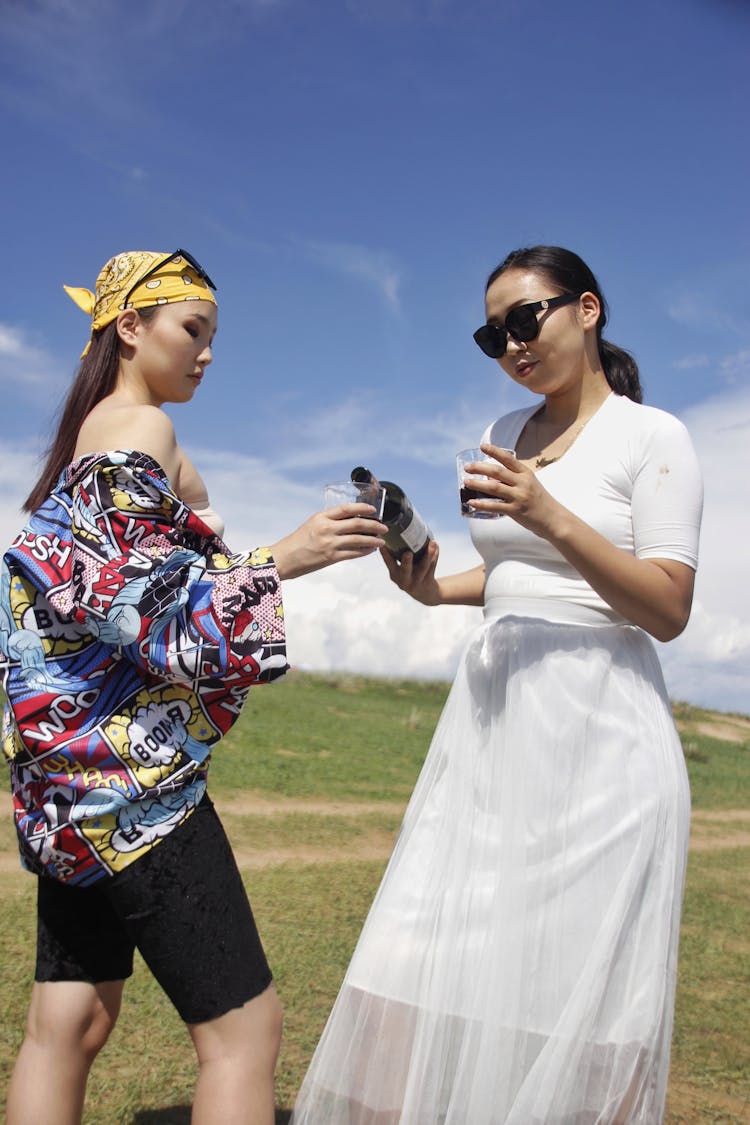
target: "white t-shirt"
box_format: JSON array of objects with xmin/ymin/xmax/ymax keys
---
[{"xmin": 472, "ymin": 393, "xmax": 703, "ymax": 625}]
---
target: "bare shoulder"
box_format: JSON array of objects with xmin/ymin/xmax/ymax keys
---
[
  {"xmin": 75, "ymin": 403, "xmax": 180, "ymax": 484},
  {"xmin": 75, "ymin": 402, "xmax": 210, "ymax": 506}
]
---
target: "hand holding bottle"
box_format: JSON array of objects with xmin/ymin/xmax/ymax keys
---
[
  {"xmin": 349, "ymin": 465, "xmax": 486, "ymax": 608},
  {"xmin": 350, "ymin": 467, "xmax": 433, "ymax": 561},
  {"xmin": 381, "ymin": 537, "xmax": 442, "ymax": 605},
  {"xmin": 271, "ymin": 505, "xmax": 387, "ymax": 580}
]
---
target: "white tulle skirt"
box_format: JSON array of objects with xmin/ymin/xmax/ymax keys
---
[{"xmin": 291, "ymin": 613, "xmax": 690, "ymax": 1124}]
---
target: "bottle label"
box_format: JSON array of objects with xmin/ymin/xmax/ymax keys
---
[{"xmin": 401, "ymin": 510, "xmax": 429, "ymax": 551}]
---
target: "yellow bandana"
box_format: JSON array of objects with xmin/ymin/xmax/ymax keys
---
[{"xmin": 64, "ymin": 250, "xmax": 217, "ymax": 356}]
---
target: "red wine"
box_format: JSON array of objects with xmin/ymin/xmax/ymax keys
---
[
  {"xmin": 460, "ymin": 486, "xmax": 485, "ymax": 515},
  {"xmin": 351, "ymin": 467, "xmax": 432, "ymax": 562}
]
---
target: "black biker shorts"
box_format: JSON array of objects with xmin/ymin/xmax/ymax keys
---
[{"xmin": 35, "ymin": 794, "xmax": 273, "ymax": 1023}]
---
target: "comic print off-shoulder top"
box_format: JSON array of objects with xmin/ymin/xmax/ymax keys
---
[{"xmin": 0, "ymin": 451, "xmax": 288, "ymax": 886}]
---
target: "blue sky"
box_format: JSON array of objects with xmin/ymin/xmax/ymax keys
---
[{"xmin": 1, "ymin": 0, "xmax": 748, "ymax": 712}]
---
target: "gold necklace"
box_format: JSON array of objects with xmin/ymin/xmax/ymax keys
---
[{"xmin": 533, "ymin": 419, "xmax": 588, "ymax": 469}]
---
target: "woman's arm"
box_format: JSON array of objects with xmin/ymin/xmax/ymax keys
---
[
  {"xmin": 380, "ymin": 540, "xmax": 486, "ymax": 607},
  {"xmin": 540, "ymin": 512, "xmax": 694, "ymax": 641},
  {"xmin": 271, "ymin": 503, "xmax": 387, "ymax": 579},
  {"xmin": 468, "ymin": 445, "xmax": 697, "ymax": 641}
]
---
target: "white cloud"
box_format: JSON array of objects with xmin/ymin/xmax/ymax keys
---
[
  {"xmin": 655, "ymin": 378, "xmax": 750, "ymax": 713},
  {"xmin": 302, "ymin": 239, "xmax": 402, "ymax": 311},
  {"xmin": 266, "ymin": 385, "xmax": 520, "ymax": 476},
  {"xmin": 672, "ymin": 353, "xmax": 710, "ymax": 371},
  {"xmin": 269, "ymin": 398, "xmax": 379, "ymax": 473},
  {"xmin": 0, "ymin": 444, "xmax": 42, "ymax": 548},
  {"xmin": 0, "ymin": 322, "xmax": 64, "ymax": 392},
  {"xmin": 665, "ymin": 261, "xmax": 750, "ymax": 338},
  {"xmin": 397, "ymin": 396, "xmax": 520, "ymax": 468},
  {"xmin": 0, "ymin": 0, "xmax": 282, "ymax": 136},
  {"xmin": 720, "ymin": 348, "xmax": 750, "ymax": 383},
  {"xmin": 0, "ymin": 325, "xmax": 26, "ymax": 358},
  {"xmin": 282, "ymin": 547, "xmax": 482, "ymax": 682}
]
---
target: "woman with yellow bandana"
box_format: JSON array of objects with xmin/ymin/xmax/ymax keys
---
[{"xmin": 1, "ymin": 250, "xmax": 387, "ymax": 1125}]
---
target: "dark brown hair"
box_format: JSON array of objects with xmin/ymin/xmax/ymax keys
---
[
  {"xmin": 24, "ymin": 307, "xmax": 158, "ymax": 512},
  {"xmin": 486, "ymin": 246, "xmax": 642, "ymax": 403}
]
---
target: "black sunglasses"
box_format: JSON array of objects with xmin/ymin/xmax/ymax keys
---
[
  {"xmin": 122, "ymin": 249, "xmax": 217, "ymax": 309},
  {"xmin": 473, "ymin": 292, "xmax": 581, "ymax": 359}
]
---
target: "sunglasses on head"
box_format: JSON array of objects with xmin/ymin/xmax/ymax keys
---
[
  {"xmin": 122, "ymin": 248, "xmax": 217, "ymax": 309},
  {"xmin": 473, "ymin": 292, "xmax": 581, "ymax": 359}
]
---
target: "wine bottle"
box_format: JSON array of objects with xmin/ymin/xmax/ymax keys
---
[{"xmin": 351, "ymin": 466, "xmax": 433, "ymax": 562}]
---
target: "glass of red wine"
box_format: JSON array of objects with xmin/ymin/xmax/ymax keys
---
[{"xmin": 456, "ymin": 447, "xmax": 514, "ymax": 519}]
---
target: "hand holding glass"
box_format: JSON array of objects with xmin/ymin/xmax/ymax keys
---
[
  {"xmin": 324, "ymin": 480, "xmax": 386, "ymax": 519},
  {"xmin": 456, "ymin": 448, "xmax": 515, "ymax": 519}
]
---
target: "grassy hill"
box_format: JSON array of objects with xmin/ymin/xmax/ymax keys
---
[{"xmin": 0, "ymin": 672, "xmax": 748, "ymax": 1123}]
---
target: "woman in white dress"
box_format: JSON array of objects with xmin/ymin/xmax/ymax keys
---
[{"xmin": 291, "ymin": 246, "xmax": 703, "ymax": 1124}]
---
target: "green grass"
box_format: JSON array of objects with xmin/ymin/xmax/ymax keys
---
[
  {"xmin": 209, "ymin": 670, "xmax": 450, "ymax": 800},
  {"xmin": 670, "ymin": 846, "xmax": 750, "ymax": 1122},
  {"xmin": 0, "ymin": 672, "xmax": 748, "ymax": 1123},
  {"xmin": 219, "ymin": 808, "xmax": 403, "ymax": 851},
  {"xmin": 674, "ymin": 848, "xmax": 750, "ymax": 1075},
  {"xmin": 679, "ymin": 735, "xmax": 750, "ymax": 810}
]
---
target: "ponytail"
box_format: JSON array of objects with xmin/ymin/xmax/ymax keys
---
[{"xmin": 599, "ymin": 339, "xmax": 642, "ymax": 403}]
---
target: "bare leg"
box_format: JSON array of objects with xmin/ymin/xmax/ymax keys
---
[
  {"xmin": 348, "ymin": 1100, "xmax": 403, "ymax": 1125},
  {"xmin": 344, "ymin": 989, "xmax": 417, "ymax": 1125},
  {"xmin": 188, "ymin": 983, "xmax": 283, "ymax": 1125},
  {"xmin": 609, "ymin": 1056, "xmax": 647, "ymax": 1125},
  {"xmin": 6, "ymin": 979, "xmax": 124, "ymax": 1125}
]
